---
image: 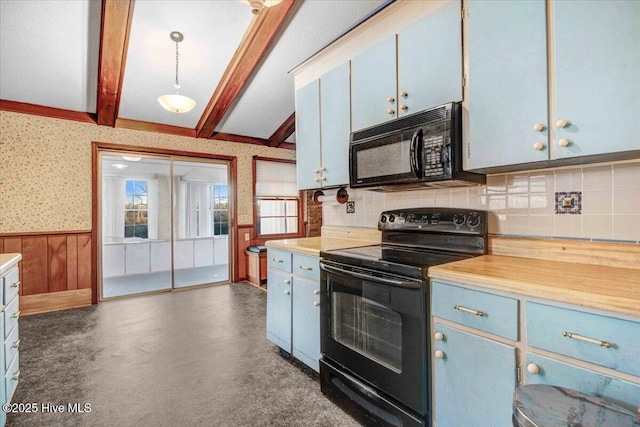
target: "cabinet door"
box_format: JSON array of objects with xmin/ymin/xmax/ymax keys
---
[
  {"xmin": 553, "ymin": 1, "xmax": 640, "ymax": 158},
  {"xmin": 466, "ymin": 0, "xmax": 549, "ymax": 171},
  {"xmin": 351, "ymin": 35, "xmax": 397, "ymax": 131},
  {"xmin": 320, "ymin": 61, "xmax": 351, "ymax": 187},
  {"xmin": 398, "ymin": 1, "xmax": 462, "ymax": 117},
  {"xmin": 266, "ymin": 269, "xmax": 292, "ymax": 351},
  {"xmin": 292, "ymin": 276, "xmax": 320, "ymax": 372},
  {"xmin": 434, "ymin": 323, "xmax": 516, "ymax": 427},
  {"xmin": 526, "ymin": 353, "xmax": 640, "ymax": 414},
  {"xmin": 295, "ymin": 79, "xmax": 322, "ymax": 190}
]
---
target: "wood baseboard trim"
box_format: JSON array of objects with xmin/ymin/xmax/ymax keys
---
[{"xmin": 21, "ymin": 289, "xmax": 92, "ymax": 315}]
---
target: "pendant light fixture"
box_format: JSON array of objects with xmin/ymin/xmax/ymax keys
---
[
  {"xmin": 237, "ymin": 0, "xmax": 283, "ymax": 15},
  {"xmin": 157, "ymin": 31, "xmax": 196, "ymax": 114}
]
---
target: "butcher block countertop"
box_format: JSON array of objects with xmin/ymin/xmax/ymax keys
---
[
  {"xmin": 429, "ymin": 254, "xmax": 640, "ymax": 318},
  {"xmin": 265, "ymin": 236, "xmax": 376, "ymax": 257}
]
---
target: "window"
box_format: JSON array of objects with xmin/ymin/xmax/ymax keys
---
[
  {"xmin": 213, "ymin": 184, "xmax": 228, "ymax": 236},
  {"xmin": 254, "ymin": 158, "xmax": 302, "ymax": 238},
  {"xmin": 125, "ymin": 180, "xmax": 148, "ymax": 238}
]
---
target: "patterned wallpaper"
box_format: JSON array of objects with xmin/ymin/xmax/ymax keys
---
[{"xmin": 0, "ymin": 111, "xmax": 295, "ymax": 233}]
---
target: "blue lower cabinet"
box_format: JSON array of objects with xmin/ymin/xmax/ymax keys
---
[
  {"xmin": 266, "ymin": 269, "xmax": 292, "ymax": 351},
  {"xmin": 292, "ymin": 277, "xmax": 320, "ymax": 372},
  {"xmin": 434, "ymin": 323, "xmax": 516, "ymax": 427},
  {"xmin": 526, "ymin": 352, "xmax": 640, "ymax": 413}
]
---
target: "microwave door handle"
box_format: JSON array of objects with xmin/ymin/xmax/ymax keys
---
[{"xmin": 409, "ymin": 129, "xmax": 423, "ymax": 178}]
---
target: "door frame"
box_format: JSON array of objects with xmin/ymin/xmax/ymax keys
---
[{"xmin": 91, "ymin": 141, "xmax": 238, "ymax": 304}]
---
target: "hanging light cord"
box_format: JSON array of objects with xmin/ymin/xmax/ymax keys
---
[{"xmin": 174, "ymin": 39, "xmax": 180, "ymax": 89}]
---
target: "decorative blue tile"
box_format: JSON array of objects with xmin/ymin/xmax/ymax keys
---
[
  {"xmin": 555, "ymin": 191, "xmax": 582, "ymax": 214},
  {"xmin": 346, "ymin": 201, "xmax": 355, "ymax": 214}
]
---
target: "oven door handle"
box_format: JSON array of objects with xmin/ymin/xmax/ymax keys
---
[{"xmin": 320, "ymin": 262, "xmax": 421, "ymax": 289}]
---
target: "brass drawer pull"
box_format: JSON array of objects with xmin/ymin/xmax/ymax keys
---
[
  {"xmin": 299, "ymin": 265, "xmax": 313, "ymax": 271},
  {"xmin": 272, "ymin": 258, "xmax": 283, "ymax": 263},
  {"xmin": 563, "ymin": 331, "xmax": 612, "ymax": 348},
  {"xmin": 11, "ymin": 311, "xmax": 20, "ymax": 320},
  {"xmin": 12, "ymin": 370, "xmax": 20, "ymax": 381},
  {"xmin": 11, "ymin": 281, "xmax": 20, "ymax": 289},
  {"xmin": 12, "ymin": 339, "xmax": 20, "ymax": 349},
  {"xmin": 453, "ymin": 304, "xmax": 486, "ymax": 317}
]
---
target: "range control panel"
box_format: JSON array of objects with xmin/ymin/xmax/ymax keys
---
[{"xmin": 378, "ymin": 208, "xmax": 487, "ymax": 234}]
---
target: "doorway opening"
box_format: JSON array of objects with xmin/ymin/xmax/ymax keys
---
[{"xmin": 98, "ymin": 151, "xmax": 233, "ymax": 300}]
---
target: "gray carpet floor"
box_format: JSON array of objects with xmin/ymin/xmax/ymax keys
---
[{"xmin": 7, "ymin": 284, "xmax": 360, "ymax": 427}]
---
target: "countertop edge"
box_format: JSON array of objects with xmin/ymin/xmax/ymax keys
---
[{"xmin": 0, "ymin": 253, "xmax": 22, "ymax": 275}]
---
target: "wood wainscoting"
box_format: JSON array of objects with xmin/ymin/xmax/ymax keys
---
[
  {"xmin": 236, "ymin": 224, "xmax": 254, "ymax": 282},
  {"xmin": 0, "ymin": 231, "xmax": 93, "ymax": 315}
]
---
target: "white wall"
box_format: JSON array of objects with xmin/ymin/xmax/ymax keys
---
[{"xmin": 323, "ymin": 161, "xmax": 640, "ymax": 243}]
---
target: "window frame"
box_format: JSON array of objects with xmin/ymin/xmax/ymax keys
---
[{"xmin": 253, "ymin": 156, "xmax": 305, "ymax": 241}]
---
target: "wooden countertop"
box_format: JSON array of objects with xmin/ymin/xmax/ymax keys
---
[
  {"xmin": 0, "ymin": 253, "xmax": 22, "ymax": 275},
  {"xmin": 429, "ymin": 255, "xmax": 640, "ymax": 318},
  {"xmin": 265, "ymin": 236, "xmax": 377, "ymax": 257}
]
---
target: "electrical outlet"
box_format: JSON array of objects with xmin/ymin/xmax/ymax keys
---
[
  {"xmin": 346, "ymin": 201, "xmax": 355, "ymax": 214},
  {"xmin": 244, "ymin": 233, "xmax": 250, "ymax": 241}
]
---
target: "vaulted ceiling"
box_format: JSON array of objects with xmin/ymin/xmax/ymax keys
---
[{"xmin": 0, "ymin": 0, "xmax": 389, "ymax": 149}]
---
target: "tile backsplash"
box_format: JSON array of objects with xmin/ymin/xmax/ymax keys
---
[{"xmin": 322, "ymin": 161, "xmax": 640, "ymax": 243}]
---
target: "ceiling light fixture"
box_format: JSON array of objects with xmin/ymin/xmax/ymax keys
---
[
  {"xmin": 237, "ymin": 0, "xmax": 283, "ymax": 15},
  {"xmin": 157, "ymin": 31, "xmax": 196, "ymax": 114}
]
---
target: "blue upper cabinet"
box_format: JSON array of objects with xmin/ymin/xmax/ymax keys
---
[
  {"xmin": 351, "ymin": 35, "xmax": 397, "ymax": 131},
  {"xmin": 320, "ymin": 62, "xmax": 351, "ymax": 188},
  {"xmin": 295, "ymin": 79, "xmax": 322, "ymax": 190},
  {"xmin": 553, "ymin": 1, "xmax": 640, "ymax": 158},
  {"xmin": 466, "ymin": 0, "xmax": 549, "ymax": 171},
  {"xmin": 398, "ymin": 1, "xmax": 462, "ymax": 117}
]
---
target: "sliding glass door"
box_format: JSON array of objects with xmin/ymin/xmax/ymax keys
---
[
  {"xmin": 172, "ymin": 159, "xmax": 230, "ymax": 288},
  {"xmin": 99, "ymin": 153, "xmax": 231, "ymax": 299}
]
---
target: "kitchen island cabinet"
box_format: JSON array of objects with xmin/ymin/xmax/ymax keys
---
[
  {"xmin": 0, "ymin": 253, "xmax": 22, "ymax": 427},
  {"xmin": 466, "ymin": 0, "xmax": 640, "ymax": 172}
]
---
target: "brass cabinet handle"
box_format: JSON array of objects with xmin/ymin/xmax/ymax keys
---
[
  {"xmin": 12, "ymin": 370, "xmax": 20, "ymax": 381},
  {"xmin": 11, "ymin": 281, "xmax": 20, "ymax": 289},
  {"xmin": 563, "ymin": 331, "xmax": 612, "ymax": 348},
  {"xmin": 12, "ymin": 339, "xmax": 20, "ymax": 349},
  {"xmin": 299, "ymin": 265, "xmax": 313, "ymax": 271},
  {"xmin": 453, "ymin": 304, "xmax": 486, "ymax": 317},
  {"xmin": 11, "ymin": 311, "xmax": 20, "ymax": 319}
]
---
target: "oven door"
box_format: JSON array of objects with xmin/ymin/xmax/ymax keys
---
[
  {"xmin": 350, "ymin": 128, "xmax": 423, "ymax": 188},
  {"xmin": 320, "ymin": 260, "xmax": 429, "ymax": 415}
]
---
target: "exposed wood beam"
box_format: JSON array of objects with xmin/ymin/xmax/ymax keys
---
[
  {"xmin": 0, "ymin": 100, "xmax": 97, "ymax": 124},
  {"xmin": 96, "ymin": 0, "xmax": 135, "ymax": 127},
  {"xmin": 267, "ymin": 112, "xmax": 295, "ymax": 147},
  {"xmin": 210, "ymin": 132, "xmax": 269, "ymax": 146},
  {"xmin": 276, "ymin": 142, "xmax": 296, "ymax": 150},
  {"xmin": 115, "ymin": 118, "xmax": 197, "ymax": 137},
  {"xmin": 196, "ymin": 0, "xmax": 298, "ymax": 139}
]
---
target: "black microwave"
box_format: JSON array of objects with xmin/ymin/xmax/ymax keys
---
[{"xmin": 349, "ymin": 102, "xmax": 485, "ymax": 190}]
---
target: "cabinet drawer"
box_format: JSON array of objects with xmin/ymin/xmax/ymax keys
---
[
  {"xmin": 3, "ymin": 267, "xmax": 19, "ymax": 307},
  {"xmin": 268, "ymin": 248, "xmax": 292, "ymax": 272},
  {"xmin": 4, "ymin": 324, "xmax": 18, "ymax": 372},
  {"xmin": 432, "ymin": 281, "xmax": 519, "ymax": 340},
  {"xmin": 526, "ymin": 352, "xmax": 640, "ymax": 414},
  {"xmin": 527, "ymin": 302, "xmax": 640, "ymax": 377},
  {"xmin": 4, "ymin": 351, "xmax": 18, "ymax": 403},
  {"xmin": 4, "ymin": 296, "xmax": 19, "ymax": 340},
  {"xmin": 292, "ymin": 253, "xmax": 319, "ymax": 282}
]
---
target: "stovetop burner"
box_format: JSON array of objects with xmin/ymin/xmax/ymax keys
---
[{"xmin": 321, "ymin": 208, "xmax": 488, "ymax": 280}]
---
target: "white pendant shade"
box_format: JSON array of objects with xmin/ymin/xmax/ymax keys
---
[
  {"xmin": 158, "ymin": 94, "xmax": 196, "ymax": 114},
  {"xmin": 237, "ymin": 0, "xmax": 283, "ymax": 14}
]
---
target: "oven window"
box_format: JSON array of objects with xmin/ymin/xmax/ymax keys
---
[
  {"xmin": 356, "ymin": 137, "xmax": 411, "ymax": 179},
  {"xmin": 332, "ymin": 292, "xmax": 402, "ymax": 373}
]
